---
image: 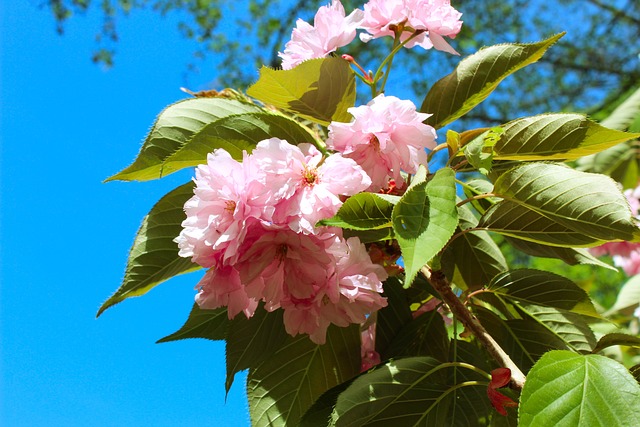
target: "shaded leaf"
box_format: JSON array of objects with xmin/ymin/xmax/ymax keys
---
[
  {"xmin": 107, "ymin": 98, "xmax": 263, "ymax": 181},
  {"xmin": 575, "ymin": 140, "xmax": 640, "ymax": 190},
  {"xmin": 247, "ymin": 57, "xmax": 356, "ymax": 126},
  {"xmin": 505, "ymin": 237, "xmax": 616, "ymax": 270},
  {"xmin": 97, "ymin": 182, "xmax": 200, "ymax": 316},
  {"xmin": 421, "ymin": 34, "xmax": 563, "ymax": 129},
  {"xmin": 492, "ymin": 162, "xmax": 640, "ymax": 242},
  {"xmin": 392, "ymin": 167, "xmax": 458, "ymax": 286},
  {"xmin": 592, "ymin": 333, "xmax": 640, "ymax": 354},
  {"xmin": 299, "ymin": 379, "xmax": 355, "ymax": 427},
  {"xmin": 383, "ymin": 310, "xmax": 449, "ymax": 361},
  {"xmin": 225, "ymin": 307, "xmax": 289, "ymax": 393},
  {"xmin": 376, "ymin": 277, "xmax": 413, "ymax": 356},
  {"xmin": 247, "ymin": 325, "xmax": 360, "ymax": 427},
  {"xmin": 600, "ymin": 86, "xmax": 640, "ymax": 131},
  {"xmin": 520, "ymin": 351, "xmax": 640, "ymax": 427},
  {"xmin": 492, "ymin": 113, "xmax": 638, "ymax": 160},
  {"xmin": 319, "ymin": 193, "xmax": 395, "ymax": 230},
  {"xmin": 156, "ymin": 304, "xmax": 227, "ymax": 343},
  {"xmin": 161, "ymin": 112, "xmax": 319, "ymax": 175}
]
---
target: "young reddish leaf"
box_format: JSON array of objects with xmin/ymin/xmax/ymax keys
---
[{"xmin": 487, "ymin": 368, "xmax": 518, "ymax": 416}]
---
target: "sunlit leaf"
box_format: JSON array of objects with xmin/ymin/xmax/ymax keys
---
[
  {"xmin": 247, "ymin": 57, "xmax": 356, "ymax": 126},
  {"xmin": 520, "ymin": 351, "xmax": 640, "ymax": 426},
  {"xmin": 319, "ymin": 193, "xmax": 395, "ymax": 230},
  {"xmin": 107, "ymin": 98, "xmax": 263, "ymax": 181},
  {"xmin": 421, "ymin": 34, "xmax": 564, "ymax": 129},
  {"xmin": 97, "ymin": 182, "xmax": 199, "ymax": 316},
  {"xmin": 392, "ymin": 167, "xmax": 458, "ymax": 286},
  {"xmin": 160, "ymin": 112, "xmax": 319, "ymax": 175},
  {"xmin": 592, "ymin": 333, "xmax": 640, "ymax": 354},
  {"xmin": 505, "ymin": 237, "xmax": 617, "ymax": 270},
  {"xmin": 492, "ymin": 113, "xmax": 638, "ymax": 160},
  {"xmin": 156, "ymin": 304, "xmax": 227, "ymax": 343},
  {"xmin": 575, "ymin": 140, "xmax": 640, "ymax": 190},
  {"xmin": 605, "ymin": 274, "xmax": 640, "ymax": 316},
  {"xmin": 247, "ymin": 325, "xmax": 360, "ymax": 427}
]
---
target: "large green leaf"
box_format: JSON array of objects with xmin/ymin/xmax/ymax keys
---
[
  {"xmin": 575, "ymin": 140, "xmax": 640, "ymax": 190},
  {"xmin": 592, "ymin": 333, "xmax": 640, "ymax": 354},
  {"xmin": 604, "ymin": 274, "xmax": 640, "ymax": 316},
  {"xmin": 392, "ymin": 167, "xmax": 458, "ymax": 287},
  {"xmin": 487, "ymin": 269, "xmax": 598, "ymax": 316},
  {"xmin": 160, "ymin": 112, "xmax": 319, "ymax": 176},
  {"xmin": 479, "ymin": 200, "xmax": 604, "ymax": 247},
  {"xmin": 247, "ymin": 57, "xmax": 356, "ymax": 126},
  {"xmin": 600, "ymin": 86, "xmax": 640, "ymax": 131},
  {"xmin": 225, "ymin": 307, "xmax": 289, "ymax": 393},
  {"xmin": 491, "ymin": 114, "xmax": 638, "ymax": 160},
  {"xmin": 319, "ymin": 192, "xmax": 396, "ymax": 230},
  {"xmin": 156, "ymin": 304, "xmax": 228, "ymax": 343},
  {"xmin": 505, "ymin": 237, "xmax": 616, "ymax": 270},
  {"xmin": 107, "ymin": 98, "xmax": 263, "ymax": 181},
  {"xmin": 375, "ymin": 277, "xmax": 413, "ymax": 356},
  {"xmin": 442, "ymin": 204, "xmax": 507, "ymax": 291},
  {"xmin": 421, "ymin": 34, "xmax": 564, "ymax": 129},
  {"xmin": 329, "ymin": 357, "xmax": 491, "ymax": 426},
  {"xmin": 382, "ymin": 310, "xmax": 449, "ymax": 361},
  {"xmin": 492, "ymin": 162, "xmax": 640, "ymax": 242},
  {"xmin": 519, "ymin": 350, "xmax": 640, "ymax": 427},
  {"xmin": 247, "ymin": 324, "xmax": 360, "ymax": 427},
  {"xmin": 97, "ymin": 182, "xmax": 200, "ymax": 317}
]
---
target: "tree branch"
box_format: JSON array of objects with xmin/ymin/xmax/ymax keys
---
[{"xmin": 421, "ymin": 267, "xmax": 526, "ymax": 390}]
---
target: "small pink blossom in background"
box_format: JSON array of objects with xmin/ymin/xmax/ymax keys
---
[
  {"xmin": 327, "ymin": 94, "xmax": 436, "ymax": 191},
  {"xmin": 359, "ymin": 0, "xmax": 462, "ymax": 54},
  {"xmin": 279, "ymin": 0, "xmax": 364, "ymax": 70},
  {"xmin": 360, "ymin": 321, "xmax": 381, "ymax": 371}
]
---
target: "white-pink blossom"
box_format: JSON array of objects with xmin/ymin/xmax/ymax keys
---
[
  {"xmin": 195, "ymin": 265, "xmax": 258, "ymax": 319},
  {"xmin": 327, "ymin": 94, "xmax": 436, "ymax": 191},
  {"xmin": 359, "ymin": 0, "xmax": 462, "ymax": 54},
  {"xmin": 279, "ymin": 1, "xmax": 364, "ymax": 70}
]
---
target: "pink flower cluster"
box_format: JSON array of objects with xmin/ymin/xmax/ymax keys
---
[
  {"xmin": 279, "ymin": 0, "xmax": 463, "ymax": 68},
  {"xmin": 175, "ymin": 138, "xmax": 388, "ymax": 344},
  {"xmin": 328, "ymin": 94, "xmax": 437, "ymax": 191},
  {"xmin": 590, "ymin": 185, "xmax": 640, "ymax": 276}
]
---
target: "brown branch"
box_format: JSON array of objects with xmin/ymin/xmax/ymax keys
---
[{"xmin": 421, "ymin": 267, "xmax": 526, "ymax": 390}]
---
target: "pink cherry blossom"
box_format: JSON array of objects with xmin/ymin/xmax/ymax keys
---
[
  {"xmin": 252, "ymin": 138, "xmax": 371, "ymax": 234},
  {"xmin": 195, "ymin": 264, "xmax": 259, "ymax": 319},
  {"xmin": 360, "ymin": 321, "xmax": 381, "ymax": 371},
  {"xmin": 327, "ymin": 94, "xmax": 436, "ymax": 191},
  {"xmin": 359, "ymin": 0, "xmax": 462, "ymax": 54},
  {"xmin": 279, "ymin": 1, "xmax": 364, "ymax": 70}
]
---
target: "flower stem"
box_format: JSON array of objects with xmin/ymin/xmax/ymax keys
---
[{"xmin": 421, "ymin": 267, "xmax": 526, "ymax": 390}]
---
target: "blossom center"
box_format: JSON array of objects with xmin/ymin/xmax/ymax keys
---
[
  {"xmin": 301, "ymin": 166, "xmax": 319, "ymax": 186},
  {"xmin": 276, "ymin": 244, "xmax": 288, "ymax": 263},
  {"xmin": 224, "ymin": 200, "xmax": 237, "ymax": 213},
  {"xmin": 368, "ymin": 134, "xmax": 381, "ymax": 152}
]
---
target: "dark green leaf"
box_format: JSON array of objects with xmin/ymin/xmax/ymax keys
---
[
  {"xmin": 382, "ymin": 310, "xmax": 449, "ymax": 361},
  {"xmin": 97, "ymin": 182, "xmax": 200, "ymax": 317},
  {"xmin": 421, "ymin": 34, "xmax": 564, "ymax": 129},
  {"xmin": 247, "ymin": 57, "xmax": 356, "ymax": 126},
  {"xmin": 376, "ymin": 277, "xmax": 413, "ymax": 356},
  {"xmin": 520, "ymin": 351, "xmax": 640, "ymax": 427},
  {"xmin": 592, "ymin": 333, "xmax": 640, "ymax": 354},
  {"xmin": 505, "ymin": 237, "xmax": 617, "ymax": 270},
  {"xmin": 160, "ymin": 112, "xmax": 319, "ymax": 175},
  {"xmin": 156, "ymin": 304, "xmax": 228, "ymax": 343},
  {"xmin": 392, "ymin": 167, "xmax": 458, "ymax": 286},
  {"xmin": 319, "ymin": 193, "xmax": 395, "ymax": 230},
  {"xmin": 247, "ymin": 324, "xmax": 360, "ymax": 427},
  {"xmin": 225, "ymin": 307, "xmax": 289, "ymax": 393},
  {"xmin": 107, "ymin": 98, "xmax": 263, "ymax": 181}
]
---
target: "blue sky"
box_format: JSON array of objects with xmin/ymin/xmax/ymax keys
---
[{"xmin": 1, "ymin": 2, "xmax": 251, "ymax": 425}]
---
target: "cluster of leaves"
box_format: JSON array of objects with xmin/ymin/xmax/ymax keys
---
[{"xmin": 100, "ymin": 32, "xmax": 640, "ymax": 425}]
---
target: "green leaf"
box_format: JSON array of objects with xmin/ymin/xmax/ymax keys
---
[
  {"xmin": 575, "ymin": 141, "xmax": 640, "ymax": 190},
  {"xmin": 462, "ymin": 127, "xmax": 501, "ymax": 174},
  {"xmin": 519, "ymin": 350, "xmax": 640, "ymax": 427},
  {"xmin": 487, "ymin": 269, "xmax": 598, "ymax": 316},
  {"xmin": 631, "ymin": 364, "xmax": 640, "ymax": 384},
  {"xmin": 492, "ymin": 162, "xmax": 640, "ymax": 242},
  {"xmin": 319, "ymin": 193, "xmax": 395, "ymax": 230},
  {"xmin": 225, "ymin": 307, "xmax": 289, "ymax": 393},
  {"xmin": 392, "ymin": 167, "xmax": 458, "ymax": 287},
  {"xmin": 97, "ymin": 182, "xmax": 200, "ymax": 317},
  {"xmin": 342, "ymin": 228, "xmax": 395, "ymax": 243},
  {"xmin": 505, "ymin": 237, "xmax": 617, "ymax": 270},
  {"xmin": 247, "ymin": 57, "xmax": 356, "ymax": 126},
  {"xmin": 330, "ymin": 358, "xmax": 490, "ymax": 426},
  {"xmin": 156, "ymin": 304, "xmax": 228, "ymax": 343},
  {"xmin": 479, "ymin": 200, "xmax": 604, "ymax": 247},
  {"xmin": 442, "ymin": 204, "xmax": 507, "ymax": 291},
  {"xmin": 160, "ymin": 112, "xmax": 319, "ymax": 176},
  {"xmin": 382, "ymin": 310, "xmax": 449, "ymax": 361},
  {"xmin": 299, "ymin": 380, "xmax": 355, "ymax": 427},
  {"xmin": 421, "ymin": 33, "xmax": 564, "ymax": 129},
  {"xmin": 247, "ymin": 325, "xmax": 360, "ymax": 427},
  {"xmin": 107, "ymin": 98, "xmax": 263, "ymax": 181},
  {"xmin": 375, "ymin": 277, "xmax": 413, "ymax": 356},
  {"xmin": 605, "ymin": 274, "xmax": 640, "ymax": 315},
  {"xmin": 491, "ymin": 113, "xmax": 639, "ymax": 160},
  {"xmin": 592, "ymin": 333, "xmax": 640, "ymax": 354},
  {"xmin": 600, "ymin": 86, "xmax": 640, "ymax": 131}
]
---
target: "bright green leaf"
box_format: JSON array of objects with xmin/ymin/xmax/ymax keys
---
[
  {"xmin": 97, "ymin": 182, "xmax": 199, "ymax": 317},
  {"xmin": 319, "ymin": 193, "xmax": 395, "ymax": 230},
  {"xmin": 520, "ymin": 351, "xmax": 640, "ymax": 427},
  {"xmin": 592, "ymin": 333, "xmax": 640, "ymax": 354},
  {"xmin": 392, "ymin": 168, "xmax": 458, "ymax": 287},
  {"xmin": 156, "ymin": 304, "xmax": 228, "ymax": 343},
  {"xmin": 492, "ymin": 113, "xmax": 639, "ymax": 160},
  {"xmin": 247, "ymin": 325, "xmax": 360, "ymax": 427},
  {"xmin": 421, "ymin": 34, "xmax": 564, "ymax": 129},
  {"xmin": 247, "ymin": 57, "xmax": 356, "ymax": 126},
  {"xmin": 160, "ymin": 112, "xmax": 319, "ymax": 175},
  {"xmin": 492, "ymin": 162, "xmax": 640, "ymax": 242},
  {"xmin": 107, "ymin": 98, "xmax": 263, "ymax": 181}
]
